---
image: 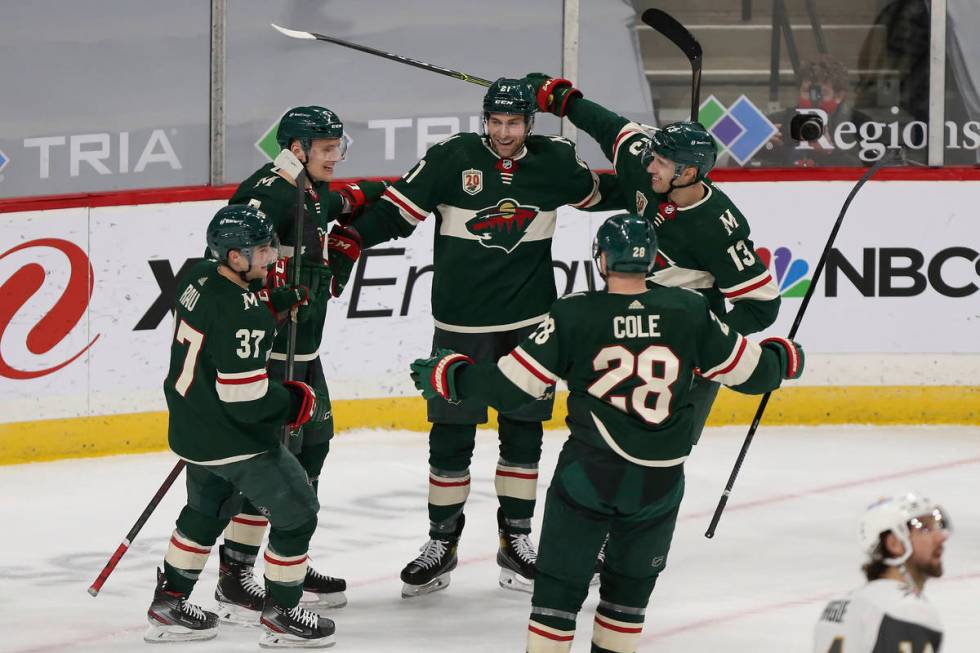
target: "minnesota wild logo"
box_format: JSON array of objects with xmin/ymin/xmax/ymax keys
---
[{"xmin": 465, "ymin": 199, "xmax": 540, "ymax": 253}]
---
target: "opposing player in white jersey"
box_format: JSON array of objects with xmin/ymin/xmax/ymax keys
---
[{"xmin": 813, "ymin": 493, "xmax": 951, "ymax": 653}]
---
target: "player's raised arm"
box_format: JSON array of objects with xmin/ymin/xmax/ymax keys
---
[{"xmin": 524, "ymin": 73, "xmax": 648, "ymax": 170}]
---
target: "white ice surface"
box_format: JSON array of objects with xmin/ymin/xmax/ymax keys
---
[{"xmin": 2, "ymin": 425, "xmax": 978, "ymax": 653}]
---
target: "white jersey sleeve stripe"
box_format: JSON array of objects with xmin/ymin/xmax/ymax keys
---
[
  {"xmin": 612, "ymin": 122, "xmax": 648, "ymax": 168},
  {"xmin": 215, "ymin": 369, "xmax": 269, "ymax": 403},
  {"xmin": 498, "ymin": 347, "xmax": 557, "ymax": 398},
  {"xmin": 572, "ymin": 171, "xmax": 602, "ymax": 209},
  {"xmin": 702, "ymin": 335, "xmax": 763, "ymax": 386},
  {"xmin": 216, "ymin": 369, "xmax": 267, "ymax": 381},
  {"xmin": 721, "ymin": 270, "xmax": 780, "ymax": 301},
  {"xmin": 382, "ymin": 187, "xmax": 427, "ymax": 225},
  {"xmin": 511, "ymin": 346, "xmax": 558, "ymax": 383}
]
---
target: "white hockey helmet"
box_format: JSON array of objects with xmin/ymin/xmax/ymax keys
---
[{"xmin": 858, "ymin": 493, "xmax": 950, "ymax": 566}]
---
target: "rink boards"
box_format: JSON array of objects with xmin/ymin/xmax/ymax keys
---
[{"xmin": 1, "ymin": 179, "xmax": 978, "ymax": 463}]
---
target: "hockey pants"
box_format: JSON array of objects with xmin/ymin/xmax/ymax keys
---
[
  {"xmin": 424, "ymin": 325, "xmax": 550, "ymax": 539},
  {"xmin": 162, "ymin": 445, "xmax": 319, "ymax": 608},
  {"xmin": 527, "ymin": 438, "xmax": 683, "ymax": 653},
  {"xmin": 224, "ymin": 358, "xmax": 333, "ymax": 563}
]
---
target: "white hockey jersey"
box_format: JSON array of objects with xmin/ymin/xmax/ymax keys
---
[{"xmin": 813, "ymin": 579, "xmax": 943, "ymax": 653}]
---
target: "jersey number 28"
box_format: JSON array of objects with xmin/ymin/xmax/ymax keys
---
[{"xmin": 588, "ymin": 345, "xmax": 679, "ymax": 424}]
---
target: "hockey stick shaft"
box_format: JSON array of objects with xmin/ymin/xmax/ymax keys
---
[
  {"xmin": 281, "ymin": 169, "xmax": 308, "ymax": 444},
  {"xmin": 704, "ymin": 155, "xmax": 893, "ymax": 539},
  {"xmin": 271, "ymin": 24, "xmax": 493, "ymax": 88},
  {"xmin": 640, "ymin": 9, "xmax": 703, "ymax": 122},
  {"xmin": 88, "ymin": 460, "xmax": 186, "ymax": 596}
]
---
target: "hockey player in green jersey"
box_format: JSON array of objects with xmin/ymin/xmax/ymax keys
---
[
  {"xmin": 525, "ymin": 73, "xmax": 782, "ymax": 447},
  {"xmin": 215, "ymin": 106, "xmax": 388, "ymax": 621},
  {"xmin": 325, "ymin": 79, "xmax": 617, "ymax": 597},
  {"xmin": 146, "ymin": 205, "xmax": 335, "ymax": 648},
  {"xmin": 410, "ymin": 213, "xmax": 805, "ymax": 653}
]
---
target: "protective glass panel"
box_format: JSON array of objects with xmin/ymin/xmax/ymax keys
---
[
  {"xmin": 223, "ymin": 0, "xmax": 563, "ymax": 183},
  {"xmin": 0, "ymin": 1, "xmax": 210, "ymax": 198},
  {"xmin": 621, "ymin": 0, "xmax": 964, "ymax": 168}
]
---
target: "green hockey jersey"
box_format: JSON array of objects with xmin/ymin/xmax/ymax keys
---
[
  {"xmin": 566, "ymin": 99, "xmax": 781, "ymax": 335},
  {"xmin": 459, "ymin": 288, "xmax": 786, "ymax": 465},
  {"xmin": 352, "ymin": 132, "xmax": 616, "ymax": 332},
  {"xmin": 164, "ymin": 260, "xmax": 293, "ymax": 464},
  {"xmin": 229, "ymin": 160, "xmax": 387, "ymax": 358}
]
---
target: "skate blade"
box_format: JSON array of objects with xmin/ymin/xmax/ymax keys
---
[
  {"xmin": 215, "ymin": 600, "xmax": 262, "ymax": 626},
  {"xmin": 498, "ymin": 567, "xmax": 534, "ymax": 594},
  {"xmin": 143, "ymin": 623, "xmax": 217, "ymax": 643},
  {"xmin": 301, "ymin": 591, "xmax": 348, "ymax": 610},
  {"xmin": 400, "ymin": 573, "xmax": 451, "ymax": 599},
  {"xmin": 258, "ymin": 630, "xmax": 335, "ymax": 649}
]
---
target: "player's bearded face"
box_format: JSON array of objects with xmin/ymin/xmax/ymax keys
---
[
  {"xmin": 487, "ymin": 113, "xmax": 528, "ymax": 158},
  {"xmin": 908, "ymin": 515, "xmax": 950, "ymax": 578},
  {"xmin": 303, "ymin": 138, "xmax": 345, "ymax": 182}
]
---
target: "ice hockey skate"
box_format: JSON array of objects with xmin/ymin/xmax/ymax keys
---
[
  {"xmin": 259, "ymin": 597, "xmax": 335, "ymax": 648},
  {"xmin": 144, "ymin": 568, "xmax": 219, "ymax": 643},
  {"xmin": 496, "ymin": 508, "xmax": 536, "ymax": 593},
  {"xmin": 214, "ymin": 545, "xmax": 265, "ymax": 625},
  {"xmin": 399, "ymin": 514, "xmax": 464, "ymax": 598},
  {"xmin": 300, "ymin": 565, "xmax": 348, "ymax": 610}
]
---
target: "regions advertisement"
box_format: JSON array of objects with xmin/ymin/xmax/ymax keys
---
[{"xmin": 1, "ymin": 181, "xmax": 978, "ymax": 428}]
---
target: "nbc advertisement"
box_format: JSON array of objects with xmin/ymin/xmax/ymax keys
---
[{"xmin": 1, "ymin": 180, "xmax": 978, "ymax": 425}]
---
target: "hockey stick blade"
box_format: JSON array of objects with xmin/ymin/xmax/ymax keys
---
[
  {"xmin": 271, "ymin": 24, "xmax": 493, "ymax": 88},
  {"xmin": 641, "ymin": 9, "xmax": 702, "ymax": 65},
  {"xmin": 641, "ymin": 9, "xmax": 703, "ymax": 121}
]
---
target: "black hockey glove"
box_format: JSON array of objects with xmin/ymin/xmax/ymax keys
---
[
  {"xmin": 410, "ymin": 348, "xmax": 475, "ymax": 403},
  {"xmin": 760, "ymin": 337, "xmax": 805, "ymax": 380}
]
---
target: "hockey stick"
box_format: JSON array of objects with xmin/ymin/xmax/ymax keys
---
[
  {"xmin": 271, "ymin": 24, "xmax": 493, "ymax": 88},
  {"xmin": 280, "ymin": 168, "xmax": 308, "ymax": 444},
  {"xmin": 641, "ymin": 9, "xmax": 703, "ymax": 122},
  {"xmin": 704, "ymin": 153, "xmax": 896, "ymax": 539},
  {"xmin": 88, "ymin": 460, "xmax": 186, "ymax": 596}
]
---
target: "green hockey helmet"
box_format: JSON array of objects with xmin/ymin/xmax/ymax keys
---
[
  {"xmin": 483, "ymin": 78, "xmax": 537, "ymax": 117},
  {"xmin": 206, "ymin": 204, "xmax": 279, "ymax": 268},
  {"xmin": 642, "ymin": 121, "xmax": 717, "ymax": 183},
  {"xmin": 276, "ymin": 105, "xmax": 346, "ymax": 158},
  {"xmin": 482, "ymin": 78, "xmax": 536, "ymax": 152},
  {"xmin": 592, "ymin": 213, "xmax": 658, "ymax": 275}
]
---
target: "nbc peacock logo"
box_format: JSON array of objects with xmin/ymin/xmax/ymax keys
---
[{"xmin": 757, "ymin": 246, "xmax": 811, "ymax": 297}]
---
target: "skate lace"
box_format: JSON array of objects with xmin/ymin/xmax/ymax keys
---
[
  {"xmin": 238, "ymin": 566, "xmax": 265, "ymax": 599},
  {"xmin": 286, "ymin": 605, "xmax": 319, "ymax": 630},
  {"xmin": 307, "ymin": 566, "xmax": 339, "ymax": 583},
  {"xmin": 179, "ymin": 598, "xmax": 207, "ymax": 621},
  {"xmin": 414, "ymin": 539, "xmax": 448, "ymax": 570},
  {"xmin": 509, "ymin": 533, "xmax": 537, "ymax": 564}
]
